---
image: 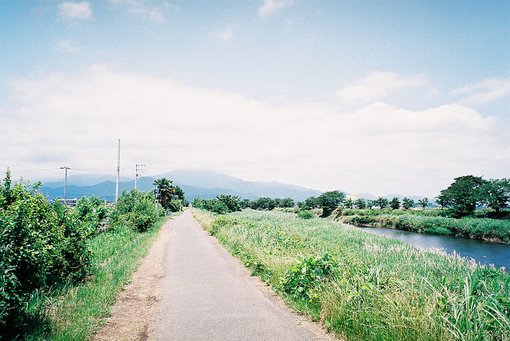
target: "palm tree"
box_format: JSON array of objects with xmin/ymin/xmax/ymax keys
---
[{"xmin": 153, "ymin": 178, "xmax": 176, "ymax": 209}]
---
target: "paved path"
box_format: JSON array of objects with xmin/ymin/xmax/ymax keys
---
[{"xmin": 151, "ymin": 210, "xmax": 321, "ymax": 340}]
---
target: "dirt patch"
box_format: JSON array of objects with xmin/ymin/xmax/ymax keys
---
[{"xmin": 92, "ymin": 218, "xmax": 173, "ymax": 341}]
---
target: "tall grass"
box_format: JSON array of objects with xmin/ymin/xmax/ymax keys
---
[
  {"xmin": 196, "ymin": 209, "xmax": 510, "ymax": 341},
  {"xmin": 339, "ymin": 210, "xmax": 510, "ymax": 243},
  {"xmin": 22, "ymin": 216, "xmax": 170, "ymax": 341}
]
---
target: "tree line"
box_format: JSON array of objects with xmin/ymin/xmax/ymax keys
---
[{"xmin": 192, "ymin": 175, "xmax": 510, "ymax": 219}]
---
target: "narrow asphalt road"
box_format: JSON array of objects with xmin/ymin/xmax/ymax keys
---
[{"xmin": 150, "ymin": 210, "xmax": 321, "ymax": 341}]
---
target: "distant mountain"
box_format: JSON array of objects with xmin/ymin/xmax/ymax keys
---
[
  {"xmin": 42, "ymin": 174, "xmax": 131, "ymax": 188},
  {"xmin": 39, "ymin": 169, "xmax": 322, "ymax": 202}
]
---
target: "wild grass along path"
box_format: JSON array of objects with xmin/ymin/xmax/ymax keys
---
[{"xmin": 150, "ymin": 210, "xmax": 336, "ymax": 340}]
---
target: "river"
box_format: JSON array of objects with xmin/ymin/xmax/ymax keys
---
[{"xmin": 356, "ymin": 226, "xmax": 510, "ymax": 271}]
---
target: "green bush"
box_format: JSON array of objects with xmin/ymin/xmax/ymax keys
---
[
  {"xmin": 277, "ymin": 254, "xmax": 338, "ymax": 304},
  {"xmin": 110, "ymin": 189, "xmax": 158, "ymax": 232},
  {"xmin": 297, "ymin": 210, "xmax": 314, "ymax": 219},
  {"xmin": 0, "ymin": 172, "xmax": 91, "ymax": 337}
]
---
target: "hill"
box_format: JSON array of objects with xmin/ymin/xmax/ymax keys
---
[{"xmin": 39, "ymin": 169, "xmax": 322, "ymax": 202}]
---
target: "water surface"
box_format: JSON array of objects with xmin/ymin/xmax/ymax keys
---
[{"xmin": 356, "ymin": 226, "xmax": 510, "ymax": 271}]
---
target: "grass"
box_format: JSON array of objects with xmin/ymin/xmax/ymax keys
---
[
  {"xmin": 22, "ymin": 215, "xmax": 172, "ymax": 341},
  {"xmin": 194, "ymin": 208, "xmax": 510, "ymax": 341},
  {"xmin": 336, "ymin": 208, "xmax": 510, "ymax": 243}
]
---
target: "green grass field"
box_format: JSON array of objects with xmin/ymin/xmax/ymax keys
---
[{"xmin": 194, "ymin": 209, "xmax": 510, "ymax": 341}]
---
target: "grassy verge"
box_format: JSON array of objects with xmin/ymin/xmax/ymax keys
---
[
  {"xmin": 335, "ymin": 209, "xmax": 510, "ymax": 243},
  {"xmin": 23, "ymin": 215, "xmax": 172, "ymax": 341},
  {"xmin": 194, "ymin": 208, "xmax": 510, "ymax": 341}
]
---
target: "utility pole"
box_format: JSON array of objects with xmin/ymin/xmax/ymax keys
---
[
  {"xmin": 60, "ymin": 166, "xmax": 70, "ymax": 204},
  {"xmin": 115, "ymin": 139, "xmax": 120, "ymax": 203},
  {"xmin": 135, "ymin": 164, "xmax": 145, "ymax": 189}
]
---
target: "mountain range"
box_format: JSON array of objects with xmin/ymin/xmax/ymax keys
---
[
  {"xmin": 39, "ymin": 169, "xmax": 426, "ymax": 203},
  {"xmin": 39, "ymin": 169, "xmax": 323, "ymax": 202}
]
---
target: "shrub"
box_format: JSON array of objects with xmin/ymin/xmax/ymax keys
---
[
  {"xmin": 277, "ymin": 254, "xmax": 338, "ymax": 304},
  {"xmin": 110, "ymin": 189, "xmax": 158, "ymax": 232},
  {"xmin": 0, "ymin": 171, "xmax": 91, "ymax": 337},
  {"xmin": 297, "ymin": 210, "xmax": 314, "ymax": 219}
]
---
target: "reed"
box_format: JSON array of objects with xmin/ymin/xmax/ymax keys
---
[{"xmin": 197, "ymin": 209, "xmax": 510, "ymax": 340}]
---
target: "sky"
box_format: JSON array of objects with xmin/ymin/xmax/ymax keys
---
[{"xmin": 0, "ymin": 0, "xmax": 509, "ymax": 198}]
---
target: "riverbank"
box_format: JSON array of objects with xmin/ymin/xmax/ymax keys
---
[
  {"xmin": 197, "ymin": 209, "xmax": 510, "ymax": 341},
  {"xmin": 333, "ymin": 209, "xmax": 510, "ymax": 244}
]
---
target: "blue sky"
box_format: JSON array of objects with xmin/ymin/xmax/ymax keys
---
[{"xmin": 1, "ymin": 0, "xmax": 509, "ymax": 198}]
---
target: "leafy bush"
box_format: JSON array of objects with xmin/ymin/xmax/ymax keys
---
[
  {"xmin": 192, "ymin": 197, "xmax": 230, "ymax": 214},
  {"xmin": 110, "ymin": 189, "xmax": 158, "ymax": 232},
  {"xmin": 0, "ymin": 171, "xmax": 91, "ymax": 337},
  {"xmin": 297, "ymin": 210, "xmax": 314, "ymax": 219},
  {"xmin": 277, "ymin": 254, "xmax": 338, "ymax": 304},
  {"xmin": 73, "ymin": 196, "xmax": 110, "ymax": 235}
]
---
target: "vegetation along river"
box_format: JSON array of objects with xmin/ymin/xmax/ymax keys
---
[{"xmin": 357, "ymin": 226, "xmax": 510, "ymax": 272}]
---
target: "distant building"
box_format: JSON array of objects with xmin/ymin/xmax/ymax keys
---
[{"xmin": 57, "ymin": 198, "xmax": 78, "ymax": 207}]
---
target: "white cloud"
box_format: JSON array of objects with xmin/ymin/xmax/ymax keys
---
[
  {"xmin": 57, "ymin": 40, "xmax": 80, "ymax": 54},
  {"xmin": 451, "ymin": 77, "xmax": 510, "ymax": 105},
  {"xmin": 1, "ymin": 66, "xmax": 506, "ymax": 198},
  {"xmin": 108, "ymin": 0, "xmax": 174, "ymax": 22},
  {"xmin": 58, "ymin": 2, "xmax": 92, "ymax": 20},
  {"xmin": 335, "ymin": 71, "xmax": 427, "ymax": 103},
  {"xmin": 211, "ymin": 28, "xmax": 234, "ymax": 42},
  {"xmin": 259, "ymin": 0, "xmax": 292, "ymax": 17}
]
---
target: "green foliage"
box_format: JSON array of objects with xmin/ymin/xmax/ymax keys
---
[
  {"xmin": 216, "ymin": 194, "xmax": 242, "ymax": 212},
  {"xmin": 376, "ymin": 197, "xmax": 389, "ymax": 209},
  {"xmin": 153, "ymin": 178, "xmax": 176, "ymax": 210},
  {"xmin": 481, "ymin": 178, "xmax": 510, "ymax": 213},
  {"xmin": 110, "ymin": 189, "xmax": 158, "ymax": 232},
  {"xmin": 0, "ymin": 171, "xmax": 91, "ymax": 337},
  {"xmin": 277, "ymin": 254, "xmax": 338, "ymax": 303},
  {"xmin": 317, "ymin": 191, "xmax": 346, "ymax": 217},
  {"xmin": 354, "ymin": 198, "xmax": 366, "ymax": 210},
  {"xmin": 73, "ymin": 196, "xmax": 110, "ymax": 235},
  {"xmin": 437, "ymin": 175, "xmax": 486, "ymax": 218},
  {"xmin": 402, "ymin": 197, "xmax": 414, "ymax": 210},
  {"xmin": 250, "ymin": 197, "xmax": 277, "ymax": 210},
  {"xmin": 418, "ymin": 197, "xmax": 429, "ymax": 209},
  {"xmin": 389, "ymin": 197, "xmax": 400, "ymax": 210},
  {"xmin": 200, "ymin": 210, "xmax": 510, "ymax": 341},
  {"xmin": 298, "ymin": 196, "xmax": 320, "ymax": 210},
  {"xmin": 297, "ymin": 210, "xmax": 315, "ymax": 219},
  {"xmin": 344, "ymin": 198, "xmax": 354, "ymax": 209},
  {"xmin": 192, "ymin": 197, "xmax": 229, "ymax": 214},
  {"xmin": 366, "ymin": 199, "xmax": 375, "ymax": 209}
]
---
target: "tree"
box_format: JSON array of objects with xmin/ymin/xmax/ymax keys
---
[
  {"xmin": 216, "ymin": 194, "xmax": 241, "ymax": 212},
  {"xmin": 299, "ymin": 196, "xmax": 320, "ymax": 210},
  {"xmin": 402, "ymin": 197, "xmax": 414, "ymax": 210},
  {"xmin": 418, "ymin": 197, "xmax": 429, "ymax": 209},
  {"xmin": 251, "ymin": 197, "xmax": 276, "ymax": 210},
  {"xmin": 240, "ymin": 199, "xmax": 251, "ymax": 209},
  {"xmin": 376, "ymin": 197, "xmax": 388, "ymax": 209},
  {"xmin": 317, "ymin": 190, "xmax": 346, "ymax": 217},
  {"xmin": 280, "ymin": 197, "xmax": 295, "ymax": 208},
  {"xmin": 366, "ymin": 199, "xmax": 375, "ymax": 209},
  {"xmin": 481, "ymin": 178, "xmax": 510, "ymax": 213},
  {"xmin": 436, "ymin": 175, "xmax": 486, "ymax": 217},
  {"xmin": 153, "ymin": 178, "xmax": 176, "ymax": 209},
  {"xmin": 389, "ymin": 197, "xmax": 401, "ymax": 210},
  {"xmin": 344, "ymin": 198, "xmax": 354, "ymax": 209},
  {"xmin": 355, "ymin": 198, "xmax": 366, "ymax": 209}
]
